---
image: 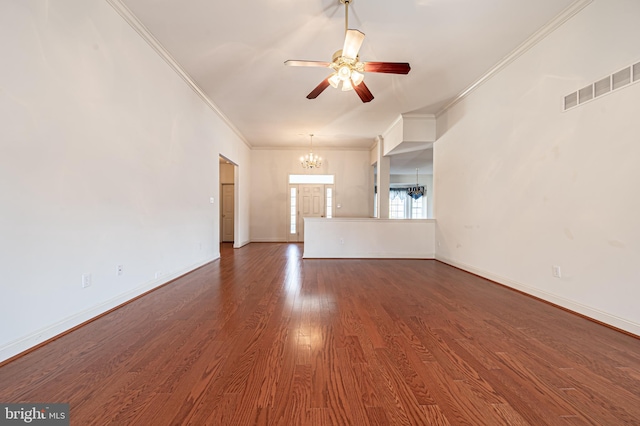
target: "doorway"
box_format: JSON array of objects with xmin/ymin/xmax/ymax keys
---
[
  {"xmin": 297, "ymin": 184, "xmax": 324, "ymax": 241},
  {"xmin": 221, "ymin": 183, "xmax": 234, "ymax": 242},
  {"xmin": 287, "ymin": 174, "xmax": 335, "ymax": 242},
  {"xmin": 219, "ymin": 156, "xmax": 236, "ymax": 245}
]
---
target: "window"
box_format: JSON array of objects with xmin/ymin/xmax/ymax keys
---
[
  {"xmin": 389, "ymin": 189, "xmax": 426, "ymax": 219},
  {"xmin": 289, "ymin": 174, "xmax": 334, "ymax": 184},
  {"xmin": 389, "ymin": 195, "xmax": 406, "ymax": 219},
  {"xmin": 411, "ymin": 196, "xmax": 423, "ymax": 219},
  {"xmin": 373, "ymin": 191, "xmax": 377, "ymax": 218},
  {"xmin": 290, "ymin": 188, "xmax": 297, "ymax": 234}
]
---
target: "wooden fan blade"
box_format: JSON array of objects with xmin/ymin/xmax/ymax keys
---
[
  {"xmin": 342, "ymin": 29, "xmax": 365, "ymax": 60},
  {"xmin": 285, "ymin": 60, "xmax": 331, "ymax": 67},
  {"xmin": 363, "ymin": 62, "xmax": 411, "ymax": 74},
  {"xmin": 307, "ymin": 78, "xmax": 331, "ymax": 99},
  {"xmin": 354, "ymin": 81, "xmax": 374, "ymax": 103}
]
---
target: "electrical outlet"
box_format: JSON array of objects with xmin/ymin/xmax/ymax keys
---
[
  {"xmin": 209, "ymin": 197, "xmax": 215, "ymax": 204},
  {"xmin": 117, "ymin": 265, "xmax": 123, "ymax": 276},
  {"xmin": 155, "ymin": 271, "xmax": 162, "ymax": 279},
  {"xmin": 82, "ymin": 274, "xmax": 92, "ymax": 288},
  {"xmin": 340, "ymin": 238, "xmax": 344, "ymax": 245},
  {"xmin": 552, "ymin": 265, "xmax": 562, "ymax": 278}
]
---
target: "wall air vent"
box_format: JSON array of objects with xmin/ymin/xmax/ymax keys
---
[
  {"xmin": 564, "ymin": 92, "xmax": 578, "ymax": 110},
  {"xmin": 594, "ymin": 77, "xmax": 611, "ymax": 98},
  {"xmin": 578, "ymin": 85, "xmax": 593, "ymax": 104},
  {"xmin": 563, "ymin": 60, "xmax": 640, "ymax": 111},
  {"xmin": 612, "ymin": 67, "xmax": 631, "ymax": 90}
]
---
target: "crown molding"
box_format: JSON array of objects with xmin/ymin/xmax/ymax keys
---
[
  {"xmin": 436, "ymin": 0, "xmax": 594, "ymax": 118},
  {"xmin": 105, "ymin": 0, "xmax": 251, "ymax": 149},
  {"xmin": 382, "ymin": 115, "xmax": 403, "ymax": 139},
  {"xmin": 381, "ymin": 113, "xmax": 437, "ymax": 141},
  {"xmin": 251, "ymin": 145, "xmax": 372, "ymax": 152}
]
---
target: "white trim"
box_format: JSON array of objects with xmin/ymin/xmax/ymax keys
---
[
  {"xmin": 436, "ymin": 0, "xmax": 594, "ymax": 118},
  {"xmin": 251, "ymin": 146, "xmax": 372, "ymax": 152},
  {"xmin": 105, "ymin": 0, "xmax": 251, "ymax": 149},
  {"xmin": 383, "ymin": 113, "xmax": 437, "ymax": 140},
  {"xmin": 436, "ymin": 255, "xmax": 640, "ymax": 337},
  {"xmin": 304, "ymin": 252, "xmax": 435, "ymax": 259},
  {"xmin": 0, "ymin": 257, "xmax": 219, "ymax": 363},
  {"xmin": 233, "ymin": 239, "xmax": 251, "ymax": 248},
  {"xmin": 289, "ymin": 174, "xmax": 335, "ymax": 185},
  {"xmin": 382, "ymin": 114, "xmax": 404, "ymax": 140}
]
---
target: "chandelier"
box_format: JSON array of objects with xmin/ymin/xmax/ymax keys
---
[
  {"xmin": 300, "ymin": 134, "xmax": 322, "ymax": 169},
  {"xmin": 407, "ymin": 168, "xmax": 425, "ymax": 200}
]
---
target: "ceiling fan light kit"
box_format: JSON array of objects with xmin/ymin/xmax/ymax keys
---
[
  {"xmin": 327, "ymin": 47, "xmax": 366, "ymax": 91},
  {"xmin": 285, "ymin": 0, "xmax": 410, "ymax": 103}
]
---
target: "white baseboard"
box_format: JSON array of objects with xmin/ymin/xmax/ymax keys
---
[
  {"xmin": 303, "ymin": 251, "xmax": 435, "ymax": 259},
  {"xmin": 234, "ymin": 239, "xmax": 251, "ymax": 248},
  {"xmin": 0, "ymin": 256, "xmax": 219, "ymax": 364},
  {"xmin": 436, "ymin": 255, "xmax": 640, "ymax": 337}
]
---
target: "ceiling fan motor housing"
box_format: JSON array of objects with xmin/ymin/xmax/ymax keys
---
[{"xmin": 331, "ymin": 50, "xmax": 363, "ymax": 72}]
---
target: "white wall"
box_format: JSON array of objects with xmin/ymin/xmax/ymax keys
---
[
  {"xmin": 250, "ymin": 148, "xmax": 372, "ymax": 241},
  {"xmin": 0, "ymin": 0, "xmax": 250, "ymax": 361},
  {"xmin": 434, "ymin": 0, "xmax": 640, "ymax": 334},
  {"xmin": 304, "ymin": 218, "xmax": 436, "ymax": 259}
]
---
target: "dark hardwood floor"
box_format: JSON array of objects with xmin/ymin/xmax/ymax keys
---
[{"xmin": 1, "ymin": 243, "xmax": 639, "ymax": 425}]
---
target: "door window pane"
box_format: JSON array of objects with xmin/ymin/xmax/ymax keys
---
[{"xmin": 290, "ymin": 188, "xmax": 297, "ymax": 234}]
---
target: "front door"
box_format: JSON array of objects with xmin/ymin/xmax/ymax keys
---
[{"xmin": 298, "ymin": 184, "xmax": 324, "ymax": 242}]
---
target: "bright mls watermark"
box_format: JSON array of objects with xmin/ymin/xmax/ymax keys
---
[{"xmin": 0, "ymin": 404, "xmax": 68, "ymax": 425}]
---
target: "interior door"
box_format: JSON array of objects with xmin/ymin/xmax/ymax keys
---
[
  {"xmin": 221, "ymin": 184, "xmax": 234, "ymax": 242},
  {"xmin": 298, "ymin": 184, "xmax": 324, "ymax": 242}
]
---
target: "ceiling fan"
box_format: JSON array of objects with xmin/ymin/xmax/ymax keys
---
[{"xmin": 285, "ymin": 0, "xmax": 410, "ymax": 103}]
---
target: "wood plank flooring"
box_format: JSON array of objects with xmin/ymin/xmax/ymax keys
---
[{"xmin": 1, "ymin": 243, "xmax": 639, "ymax": 425}]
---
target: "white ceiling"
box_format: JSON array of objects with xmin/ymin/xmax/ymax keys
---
[{"xmin": 119, "ymin": 0, "xmax": 575, "ymax": 158}]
